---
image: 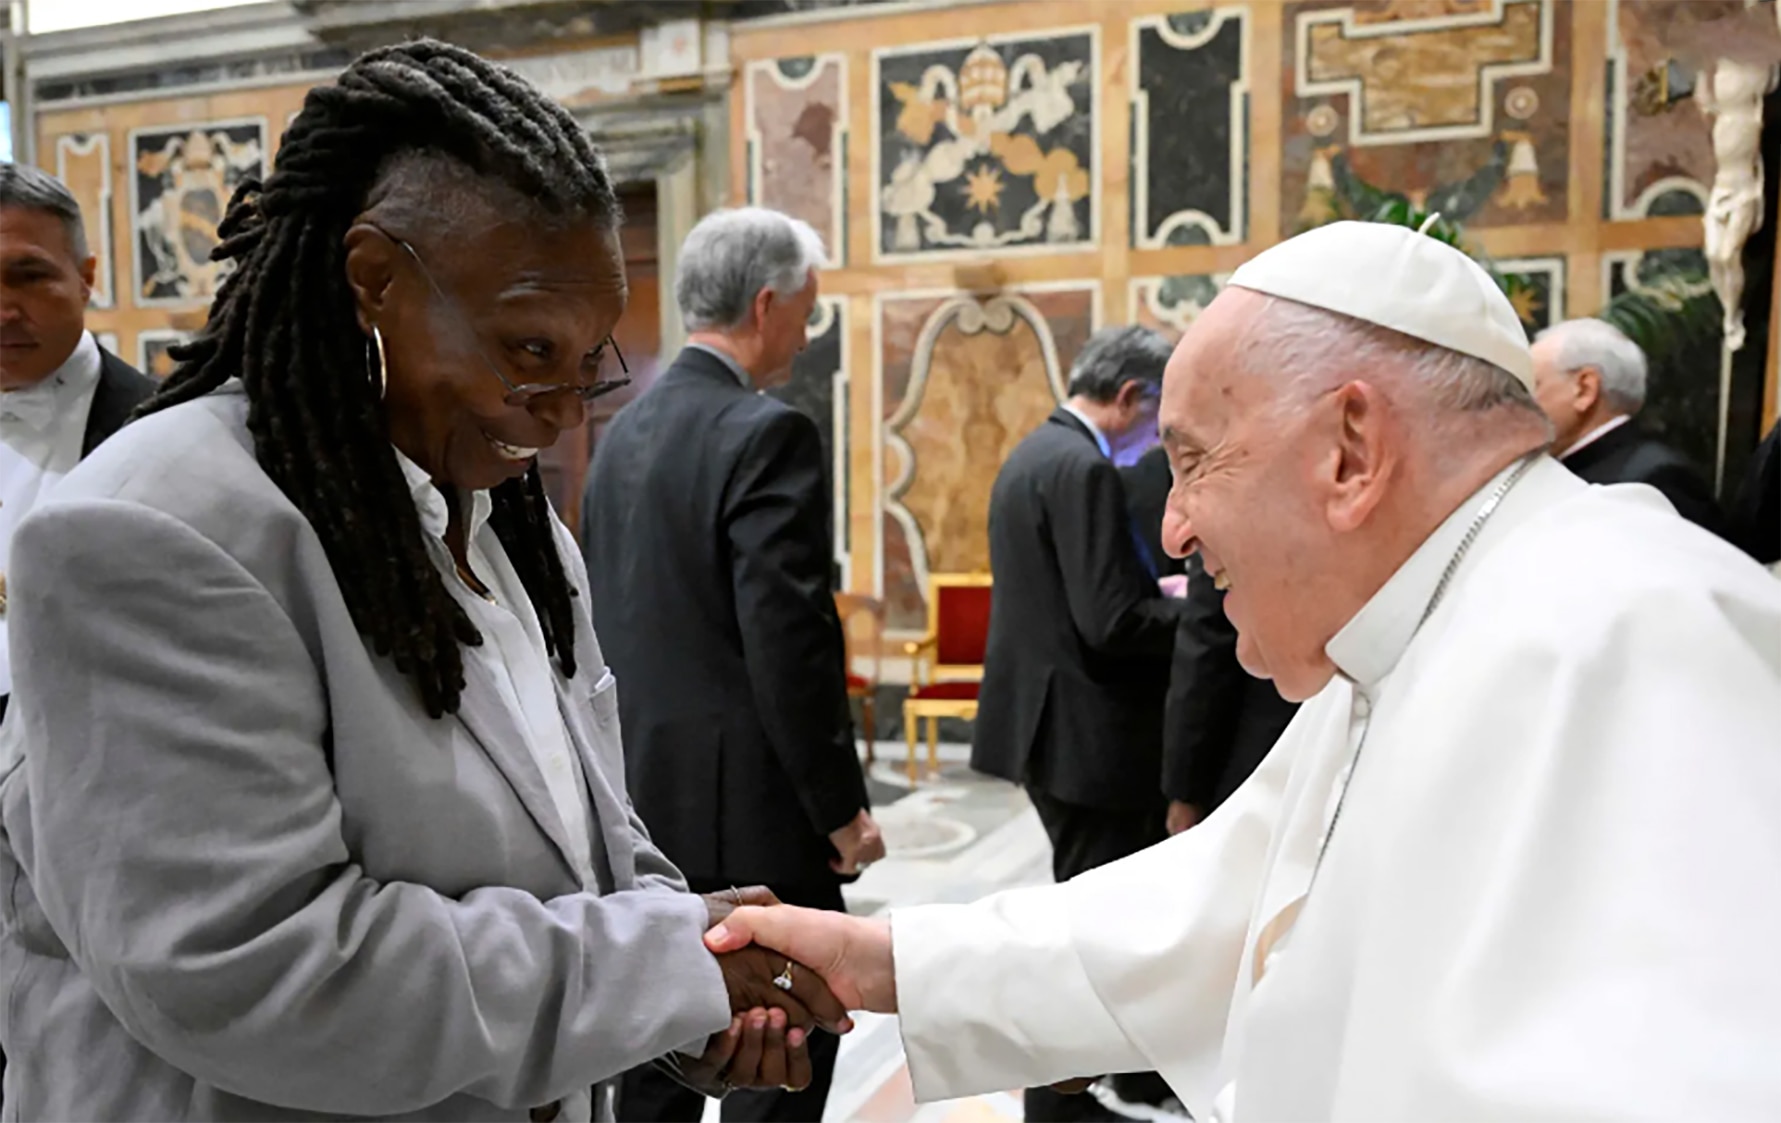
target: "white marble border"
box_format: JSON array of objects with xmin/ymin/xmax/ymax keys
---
[
  {"xmin": 1295, "ymin": 0, "xmax": 1554, "ymax": 148},
  {"xmin": 1130, "ymin": 8, "xmax": 1250, "ymax": 249}
]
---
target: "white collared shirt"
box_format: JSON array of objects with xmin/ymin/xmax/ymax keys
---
[
  {"xmin": 0, "ymin": 331, "xmax": 104, "ymax": 695},
  {"xmin": 1558, "ymin": 413, "xmax": 1632, "ymax": 459},
  {"xmin": 1061, "ymin": 402, "xmax": 1113, "ymax": 459},
  {"xmin": 391, "ymin": 449, "xmax": 600, "ymax": 890}
]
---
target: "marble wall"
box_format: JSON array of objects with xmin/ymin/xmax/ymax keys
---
[
  {"xmin": 36, "ymin": 83, "xmax": 312, "ymax": 371},
  {"xmin": 732, "ymin": 0, "xmax": 1776, "ymax": 640}
]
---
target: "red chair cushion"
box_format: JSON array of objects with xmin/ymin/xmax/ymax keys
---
[
  {"xmin": 846, "ymin": 672, "xmax": 872, "ymax": 692},
  {"xmin": 934, "ymin": 584, "xmax": 992, "ymax": 666},
  {"xmin": 907, "ymin": 681, "xmax": 980, "ymax": 701}
]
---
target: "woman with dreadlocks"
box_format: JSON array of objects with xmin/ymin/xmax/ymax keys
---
[{"xmin": 0, "ymin": 41, "xmax": 848, "ymax": 1123}]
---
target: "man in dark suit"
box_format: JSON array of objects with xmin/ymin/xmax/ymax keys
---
[
  {"xmin": 1160, "ymin": 555, "xmax": 1300, "ymax": 836},
  {"xmin": 973, "ymin": 325, "xmax": 1186, "ymax": 1122},
  {"xmin": 0, "ymin": 161, "xmax": 155, "ymax": 1111},
  {"xmin": 1120, "ymin": 443, "xmax": 1184, "ymax": 581},
  {"xmin": 583, "ymin": 207, "xmax": 880, "ymax": 1123},
  {"xmin": 1531, "ymin": 318, "xmax": 1725, "ymax": 533}
]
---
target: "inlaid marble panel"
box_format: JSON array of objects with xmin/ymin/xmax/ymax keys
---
[
  {"xmin": 1284, "ymin": 0, "xmax": 1568, "ymax": 232},
  {"xmin": 136, "ymin": 327, "xmax": 190, "ymax": 379},
  {"xmin": 874, "ymin": 28, "xmax": 1097, "ymax": 260},
  {"xmin": 55, "ymin": 134, "xmax": 114, "ymax": 309},
  {"xmin": 130, "ymin": 118, "xmax": 265, "ymax": 307},
  {"xmin": 1131, "ymin": 9, "xmax": 1248, "ymax": 248},
  {"xmin": 1130, "ymin": 273, "xmax": 1229, "ymax": 341},
  {"xmin": 748, "ymin": 54, "xmax": 848, "ymax": 262},
  {"xmin": 877, "ymin": 284, "xmax": 1095, "ymax": 631},
  {"xmin": 766, "ymin": 296, "xmax": 850, "ymax": 587},
  {"xmin": 1497, "ymin": 255, "xmax": 1565, "ymax": 337},
  {"xmin": 1601, "ymin": 0, "xmax": 1742, "ymax": 219}
]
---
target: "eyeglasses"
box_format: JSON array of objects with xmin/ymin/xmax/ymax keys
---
[{"xmin": 394, "ymin": 238, "xmax": 630, "ymax": 406}]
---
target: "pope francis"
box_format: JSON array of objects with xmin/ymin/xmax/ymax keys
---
[{"xmin": 705, "ymin": 222, "xmax": 1781, "ymax": 1121}]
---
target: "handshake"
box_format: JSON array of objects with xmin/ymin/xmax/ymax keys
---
[
  {"xmin": 687, "ymin": 891, "xmax": 1102, "ymax": 1101},
  {"xmin": 681, "ymin": 813, "xmax": 887, "ymax": 1096},
  {"xmin": 673, "ymin": 887, "xmax": 859, "ymax": 1097}
]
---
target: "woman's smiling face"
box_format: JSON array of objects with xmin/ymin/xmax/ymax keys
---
[{"xmin": 345, "ymin": 176, "xmax": 628, "ymax": 492}]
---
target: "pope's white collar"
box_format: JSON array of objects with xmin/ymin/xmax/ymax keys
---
[{"xmin": 1324, "ymin": 456, "xmax": 1572, "ymax": 689}]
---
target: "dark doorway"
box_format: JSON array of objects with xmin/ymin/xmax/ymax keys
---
[{"xmin": 540, "ymin": 181, "xmax": 662, "ymax": 538}]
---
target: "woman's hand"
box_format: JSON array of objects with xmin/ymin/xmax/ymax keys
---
[{"xmin": 679, "ymin": 1008, "xmax": 814, "ymax": 1095}]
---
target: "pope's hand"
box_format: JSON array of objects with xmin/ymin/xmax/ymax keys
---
[{"xmin": 705, "ymin": 905, "xmax": 898, "ymax": 1014}]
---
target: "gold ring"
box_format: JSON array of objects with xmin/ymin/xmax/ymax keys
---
[{"xmin": 772, "ymin": 961, "xmax": 795, "ymax": 991}]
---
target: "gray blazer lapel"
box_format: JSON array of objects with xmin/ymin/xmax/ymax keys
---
[
  {"xmin": 555, "ymin": 673, "xmax": 634, "ymax": 892},
  {"xmin": 453, "ymin": 655, "xmax": 585, "ymax": 882}
]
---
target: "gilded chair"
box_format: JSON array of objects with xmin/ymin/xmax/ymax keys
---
[
  {"xmin": 901, "ymin": 572, "xmax": 993, "ymax": 784},
  {"xmin": 834, "ymin": 592, "xmax": 885, "ymax": 766}
]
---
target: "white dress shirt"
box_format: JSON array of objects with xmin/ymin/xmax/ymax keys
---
[
  {"xmin": 1558, "ymin": 412, "xmax": 1631, "ymax": 459},
  {"xmin": 1061, "ymin": 402, "xmax": 1113, "ymax": 459},
  {"xmin": 0, "ymin": 330, "xmax": 103, "ymax": 695},
  {"xmin": 392, "ymin": 449, "xmax": 601, "ymax": 890}
]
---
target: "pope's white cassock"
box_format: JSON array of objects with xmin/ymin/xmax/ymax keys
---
[{"xmin": 888, "ymin": 227, "xmax": 1781, "ymax": 1121}]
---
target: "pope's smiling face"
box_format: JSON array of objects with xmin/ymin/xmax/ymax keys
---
[{"xmin": 1157, "ymin": 287, "xmax": 1360, "ymax": 702}]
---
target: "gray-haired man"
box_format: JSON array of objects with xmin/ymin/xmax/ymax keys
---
[
  {"xmin": 1530, "ymin": 317, "xmax": 1724, "ymax": 534},
  {"xmin": 582, "ymin": 207, "xmax": 880, "ymax": 1123}
]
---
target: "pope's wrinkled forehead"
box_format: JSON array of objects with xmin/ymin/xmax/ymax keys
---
[{"xmin": 1158, "ymin": 286, "xmax": 1274, "ymax": 453}]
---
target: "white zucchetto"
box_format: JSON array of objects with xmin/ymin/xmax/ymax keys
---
[{"xmin": 1228, "ymin": 220, "xmax": 1535, "ymax": 390}]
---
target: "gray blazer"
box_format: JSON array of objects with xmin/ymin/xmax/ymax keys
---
[{"xmin": 0, "ymin": 386, "xmax": 731, "ymax": 1121}]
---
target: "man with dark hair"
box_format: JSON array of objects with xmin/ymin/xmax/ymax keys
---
[
  {"xmin": 0, "ymin": 161, "xmax": 155, "ymax": 725},
  {"xmin": 972, "ymin": 324, "xmax": 1187, "ymax": 1121},
  {"xmin": 0, "ymin": 160, "xmax": 154, "ymax": 1114}
]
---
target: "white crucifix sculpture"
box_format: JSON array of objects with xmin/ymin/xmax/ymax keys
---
[{"xmin": 1697, "ymin": 56, "xmax": 1774, "ymax": 352}]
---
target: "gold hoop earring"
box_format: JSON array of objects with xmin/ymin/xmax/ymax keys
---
[{"xmin": 368, "ymin": 325, "xmax": 388, "ymax": 400}]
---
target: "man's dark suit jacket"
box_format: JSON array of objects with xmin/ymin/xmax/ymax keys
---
[
  {"xmin": 1161, "ymin": 555, "xmax": 1299, "ymax": 815},
  {"xmin": 1561, "ymin": 419, "xmax": 1724, "ymax": 535},
  {"xmin": 971, "ymin": 408, "xmax": 1185, "ymax": 811},
  {"xmin": 81, "ymin": 346, "xmax": 157, "ymax": 455},
  {"xmin": 1120, "ymin": 444, "xmax": 1185, "ymax": 579},
  {"xmin": 579, "ymin": 346, "xmax": 866, "ymax": 888}
]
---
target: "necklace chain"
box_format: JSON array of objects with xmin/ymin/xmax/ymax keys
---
[{"xmin": 1307, "ymin": 452, "xmax": 1541, "ymax": 892}]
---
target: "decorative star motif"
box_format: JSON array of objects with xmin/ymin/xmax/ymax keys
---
[
  {"xmin": 962, "ymin": 164, "xmax": 1005, "ymax": 214},
  {"xmin": 1508, "ymin": 283, "xmax": 1544, "ymax": 325}
]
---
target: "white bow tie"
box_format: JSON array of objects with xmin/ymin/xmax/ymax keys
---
[{"xmin": 0, "ymin": 381, "xmax": 62, "ymax": 435}]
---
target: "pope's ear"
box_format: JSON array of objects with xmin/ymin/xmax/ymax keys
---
[{"xmin": 1326, "ymin": 379, "xmax": 1393, "ymax": 534}]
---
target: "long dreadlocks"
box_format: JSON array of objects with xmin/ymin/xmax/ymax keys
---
[{"xmin": 141, "ymin": 39, "xmax": 619, "ymax": 718}]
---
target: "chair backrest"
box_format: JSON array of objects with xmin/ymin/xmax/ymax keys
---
[
  {"xmin": 927, "ymin": 573, "xmax": 993, "ymax": 671},
  {"xmin": 833, "ymin": 592, "xmax": 885, "ymax": 683}
]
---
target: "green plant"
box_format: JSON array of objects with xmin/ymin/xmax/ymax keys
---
[
  {"xmin": 1351, "ymin": 197, "xmax": 1719, "ymax": 365},
  {"xmin": 1595, "ymin": 269, "xmax": 1722, "ymax": 370},
  {"xmin": 1358, "ymin": 199, "xmax": 1535, "ymax": 317}
]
